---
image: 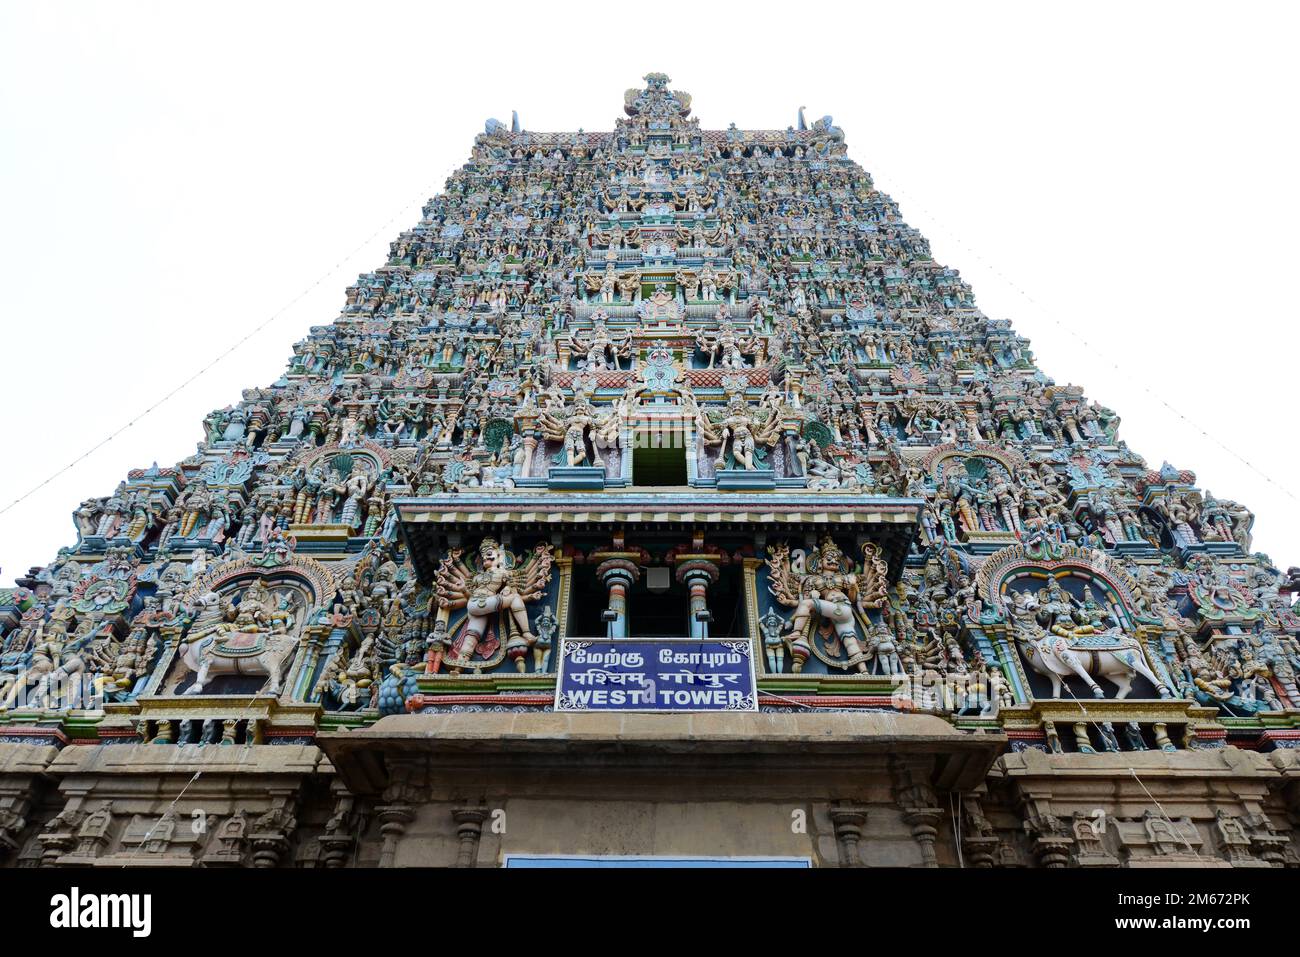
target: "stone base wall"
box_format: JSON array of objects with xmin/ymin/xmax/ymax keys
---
[{"xmin": 3, "ymin": 713, "xmax": 1298, "ymax": 868}]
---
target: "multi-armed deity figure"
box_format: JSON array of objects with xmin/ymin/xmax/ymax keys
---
[
  {"xmin": 764, "ymin": 538, "xmax": 890, "ymax": 673},
  {"xmin": 433, "ymin": 539, "xmax": 554, "ymax": 672},
  {"xmin": 537, "ymin": 387, "xmax": 620, "ymax": 470},
  {"xmin": 686, "ymin": 388, "xmax": 785, "ymax": 471},
  {"xmin": 571, "ymin": 314, "xmax": 632, "ymax": 371},
  {"xmin": 695, "ymin": 313, "xmax": 757, "ymax": 369}
]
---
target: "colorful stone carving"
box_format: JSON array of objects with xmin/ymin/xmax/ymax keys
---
[{"xmin": 0, "ymin": 73, "xmax": 1292, "ymax": 768}]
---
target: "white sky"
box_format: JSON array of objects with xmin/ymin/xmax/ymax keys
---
[{"xmin": 0, "ymin": 1, "xmax": 1296, "ymax": 585}]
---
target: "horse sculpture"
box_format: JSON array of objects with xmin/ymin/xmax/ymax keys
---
[
  {"xmin": 178, "ymin": 582, "xmax": 299, "ymax": 696},
  {"xmin": 1010, "ymin": 593, "xmax": 1170, "ymax": 700}
]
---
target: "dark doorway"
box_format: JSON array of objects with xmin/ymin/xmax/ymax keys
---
[
  {"xmin": 624, "ymin": 564, "xmax": 747, "ymax": 638},
  {"xmin": 633, "ymin": 441, "xmax": 687, "ymax": 486},
  {"xmin": 569, "ymin": 565, "xmax": 609, "ymax": 637},
  {"xmin": 626, "ymin": 574, "xmax": 692, "ymax": 637}
]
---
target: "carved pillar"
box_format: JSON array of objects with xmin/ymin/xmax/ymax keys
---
[
  {"xmin": 829, "ymin": 804, "xmax": 869, "ymax": 868},
  {"xmin": 248, "ymin": 798, "xmax": 298, "ymax": 869},
  {"xmin": 676, "ymin": 560, "xmax": 720, "ymax": 638},
  {"xmin": 288, "ymin": 621, "xmax": 332, "ymax": 701},
  {"xmin": 521, "ymin": 431, "xmax": 538, "ymax": 478},
  {"xmin": 452, "ymin": 806, "xmax": 489, "ymax": 868},
  {"xmin": 1021, "ymin": 797, "xmax": 1075, "ymax": 868},
  {"xmin": 516, "ymin": 410, "xmax": 538, "ymax": 479},
  {"xmin": 902, "ymin": 806, "xmax": 944, "ymax": 868},
  {"xmin": 376, "ymin": 765, "xmax": 420, "ymax": 868},
  {"xmin": 318, "ymin": 790, "xmax": 364, "ymax": 869},
  {"xmin": 377, "ymin": 804, "xmax": 414, "ymax": 868},
  {"xmin": 959, "ymin": 794, "xmax": 1002, "ymax": 868},
  {"xmin": 595, "ymin": 559, "xmax": 638, "ymax": 639},
  {"xmin": 893, "ymin": 758, "xmax": 943, "ymax": 867}
]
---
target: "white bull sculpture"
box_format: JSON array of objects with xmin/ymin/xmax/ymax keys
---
[
  {"xmin": 177, "ymin": 584, "xmax": 299, "ymax": 696},
  {"xmin": 1011, "ymin": 595, "xmax": 1171, "ymax": 700}
]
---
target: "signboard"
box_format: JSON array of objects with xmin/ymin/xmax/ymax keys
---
[{"xmin": 554, "ymin": 638, "xmax": 758, "ymax": 712}]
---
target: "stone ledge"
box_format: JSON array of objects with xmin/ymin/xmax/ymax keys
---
[
  {"xmin": 331, "ymin": 710, "xmax": 971, "ymax": 746},
  {"xmin": 997, "ymin": 746, "xmax": 1275, "ymax": 778},
  {"xmin": 43, "ymin": 743, "xmax": 326, "ymax": 777},
  {"xmin": 318, "ymin": 711, "xmax": 1007, "ymax": 795},
  {"xmin": 0, "ymin": 742, "xmax": 62, "ymax": 775}
]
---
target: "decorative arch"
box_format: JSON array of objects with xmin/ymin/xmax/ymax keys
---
[
  {"xmin": 975, "ymin": 542, "xmax": 1145, "ymax": 627},
  {"xmin": 924, "ymin": 442, "xmax": 1025, "ymax": 481},
  {"xmin": 294, "ymin": 440, "xmax": 391, "ymax": 474},
  {"xmin": 182, "ymin": 552, "xmax": 339, "ymax": 611}
]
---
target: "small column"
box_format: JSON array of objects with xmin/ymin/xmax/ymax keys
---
[
  {"xmin": 376, "ymin": 767, "xmax": 419, "ymax": 869},
  {"xmin": 829, "ymin": 804, "xmax": 870, "ymax": 868},
  {"xmin": 520, "ymin": 430, "xmax": 538, "ymax": 478},
  {"xmin": 452, "ymin": 807, "xmax": 490, "ymax": 868},
  {"xmin": 893, "ymin": 758, "xmax": 944, "ymax": 868},
  {"xmin": 675, "ymin": 560, "xmax": 720, "ymax": 639},
  {"xmin": 596, "ymin": 559, "xmax": 639, "ymax": 638},
  {"xmin": 515, "ymin": 410, "xmax": 538, "ymax": 478},
  {"xmin": 376, "ymin": 803, "xmax": 414, "ymax": 868},
  {"xmin": 901, "ymin": 806, "xmax": 944, "ymax": 868}
]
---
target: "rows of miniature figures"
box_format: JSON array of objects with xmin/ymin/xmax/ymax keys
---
[
  {"xmin": 4, "ymin": 525, "xmax": 1300, "ymax": 730},
  {"xmin": 0, "ymin": 75, "xmax": 1294, "ymax": 726}
]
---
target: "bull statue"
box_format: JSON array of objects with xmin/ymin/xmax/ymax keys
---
[
  {"xmin": 1009, "ymin": 592, "xmax": 1171, "ymax": 700},
  {"xmin": 178, "ymin": 581, "xmax": 300, "ymax": 696}
]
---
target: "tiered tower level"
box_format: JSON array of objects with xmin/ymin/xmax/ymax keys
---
[{"xmin": 3, "ymin": 76, "xmax": 1299, "ymax": 868}]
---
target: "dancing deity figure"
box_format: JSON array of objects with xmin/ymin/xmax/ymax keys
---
[
  {"xmin": 764, "ymin": 539, "xmax": 890, "ymax": 673},
  {"xmin": 434, "ymin": 539, "xmax": 554, "ymax": 673}
]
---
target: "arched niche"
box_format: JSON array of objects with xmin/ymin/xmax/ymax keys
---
[{"xmin": 975, "ymin": 543, "xmax": 1144, "ymax": 630}]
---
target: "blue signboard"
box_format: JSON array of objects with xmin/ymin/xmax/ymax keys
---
[{"xmin": 554, "ymin": 638, "xmax": 758, "ymax": 712}]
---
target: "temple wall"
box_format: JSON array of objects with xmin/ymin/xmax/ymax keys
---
[
  {"xmin": 2, "ymin": 74, "xmax": 1297, "ymax": 871},
  {"xmin": 1, "ymin": 715, "xmax": 1295, "ymax": 867}
]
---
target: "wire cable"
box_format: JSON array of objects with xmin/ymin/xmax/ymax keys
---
[
  {"xmin": 0, "ymin": 182, "xmax": 439, "ymax": 521},
  {"xmin": 859, "ymin": 159, "xmax": 1299, "ymax": 505},
  {"xmin": 1060, "ymin": 681, "xmax": 1200, "ymax": 857}
]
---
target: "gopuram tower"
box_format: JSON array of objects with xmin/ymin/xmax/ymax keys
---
[{"xmin": 2, "ymin": 74, "xmax": 1298, "ymax": 868}]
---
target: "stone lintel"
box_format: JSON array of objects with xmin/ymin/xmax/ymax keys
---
[
  {"xmin": 998, "ymin": 745, "xmax": 1275, "ymax": 781},
  {"xmin": 318, "ymin": 711, "xmax": 1006, "ymax": 796},
  {"xmin": 41, "ymin": 743, "xmax": 326, "ymax": 779}
]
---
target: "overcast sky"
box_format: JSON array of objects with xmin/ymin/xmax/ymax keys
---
[{"xmin": 0, "ymin": 1, "xmax": 1296, "ymax": 584}]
